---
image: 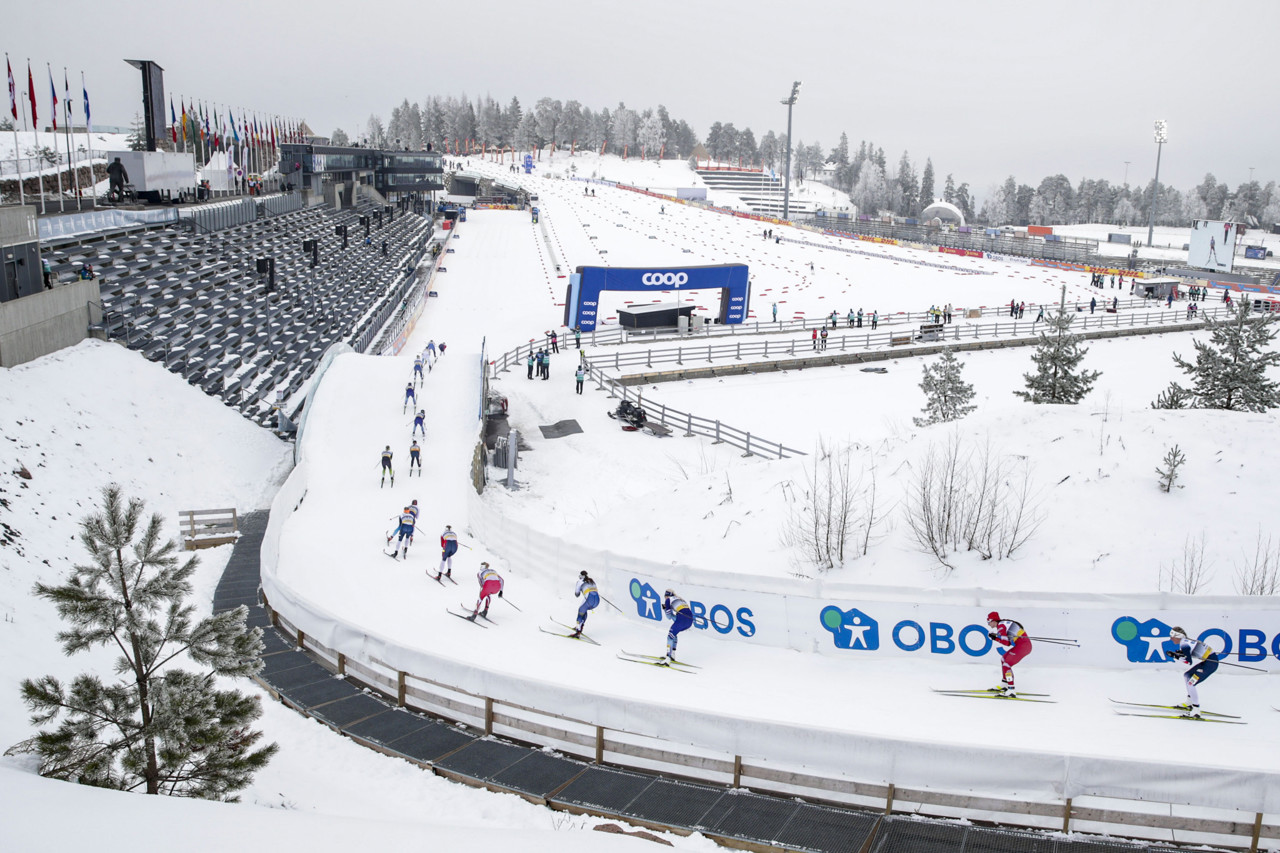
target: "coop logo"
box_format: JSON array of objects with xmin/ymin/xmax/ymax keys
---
[
  {"xmin": 641, "ymin": 272, "xmax": 689, "ymax": 287},
  {"xmin": 819, "ymin": 607, "xmax": 993, "ymax": 657},
  {"xmin": 627, "ymin": 579, "xmax": 756, "ymax": 637},
  {"xmin": 820, "ymin": 606, "xmax": 879, "ymax": 650},
  {"xmin": 1112, "ymin": 616, "xmax": 1280, "ymax": 663}
]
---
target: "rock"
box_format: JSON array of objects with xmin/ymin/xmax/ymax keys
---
[{"xmin": 16, "ymin": 465, "xmax": 32, "ymax": 480}]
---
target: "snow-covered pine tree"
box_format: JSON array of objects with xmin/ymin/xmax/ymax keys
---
[
  {"xmin": 125, "ymin": 113, "xmax": 147, "ymax": 151},
  {"xmin": 913, "ymin": 349, "xmax": 976, "ymax": 426},
  {"xmin": 1014, "ymin": 305, "xmax": 1100, "ymax": 404},
  {"xmin": 1172, "ymin": 301, "xmax": 1280, "ymax": 411},
  {"xmin": 20, "ymin": 485, "xmax": 276, "ymax": 799},
  {"xmin": 1151, "ymin": 381, "xmax": 1192, "ymax": 409}
]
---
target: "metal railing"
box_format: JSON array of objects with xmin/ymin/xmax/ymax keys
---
[
  {"xmin": 488, "ymin": 334, "xmax": 805, "ymax": 459},
  {"xmin": 808, "ymin": 215, "xmax": 1102, "ymax": 263},
  {"xmin": 570, "ymin": 305, "xmax": 1233, "ymax": 375}
]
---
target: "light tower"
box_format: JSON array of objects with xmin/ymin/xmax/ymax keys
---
[
  {"xmin": 781, "ymin": 81, "xmax": 801, "ymax": 222},
  {"xmin": 1146, "ymin": 120, "xmax": 1167, "ymax": 248}
]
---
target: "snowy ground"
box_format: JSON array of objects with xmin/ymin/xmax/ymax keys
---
[{"xmin": 4, "ymin": 153, "xmax": 1280, "ymax": 849}]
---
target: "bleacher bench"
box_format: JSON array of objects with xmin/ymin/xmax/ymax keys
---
[
  {"xmin": 916, "ymin": 323, "xmax": 945, "ymax": 342},
  {"xmin": 179, "ymin": 507, "xmax": 239, "ymax": 550},
  {"xmin": 890, "ymin": 334, "xmax": 913, "ymax": 346}
]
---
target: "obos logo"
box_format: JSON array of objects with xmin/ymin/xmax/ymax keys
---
[
  {"xmin": 1112, "ymin": 616, "xmax": 1280, "ymax": 663},
  {"xmin": 819, "ymin": 606, "xmax": 993, "ymax": 656},
  {"xmin": 820, "ymin": 606, "xmax": 879, "ymax": 650},
  {"xmin": 640, "ymin": 272, "xmax": 689, "ymax": 287},
  {"xmin": 627, "ymin": 579, "xmax": 756, "ymax": 637}
]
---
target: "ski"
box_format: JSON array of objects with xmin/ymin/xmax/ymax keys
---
[
  {"xmin": 616, "ymin": 653, "xmax": 696, "ymax": 673},
  {"xmin": 431, "ymin": 571, "xmax": 458, "ymax": 585},
  {"xmin": 620, "ymin": 651, "xmax": 700, "ymax": 668},
  {"xmin": 1113, "ymin": 711, "xmax": 1245, "ymax": 724},
  {"xmin": 384, "ymin": 550, "xmax": 401, "ymax": 559},
  {"xmin": 541, "ymin": 626, "xmax": 601, "ymax": 645},
  {"xmin": 931, "ymin": 688, "xmax": 1054, "ymax": 704},
  {"xmin": 427, "ymin": 571, "xmax": 446, "ymax": 586},
  {"xmin": 447, "ymin": 609, "xmax": 487, "ymax": 627},
  {"xmin": 932, "ymin": 687, "xmax": 1049, "ymax": 697},
  {"xmin": 1110, "ymin": 699, "xmax": 1240, "ymax": 719}
]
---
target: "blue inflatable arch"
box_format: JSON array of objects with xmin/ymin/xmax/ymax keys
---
[{"xmin": 564, "ymin": 264, "xmax": 751, "ymax": 332}]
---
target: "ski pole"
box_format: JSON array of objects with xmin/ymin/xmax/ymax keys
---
[
  {"xmin": 1029, "ymin": 637, "xmax": 1080, "ymax": 647},
  {"xmin": 499, "ymin": 594, "xmax": 522, "ymax": 612},
  {"xmin": 1216, "ymin": 659, "xmax": 1268, "ymax": 673},
  {"xmin": 600, "ymin": 594, "xmax": 625, "ymax": 614}
]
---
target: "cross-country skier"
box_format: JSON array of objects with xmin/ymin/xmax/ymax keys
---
[
  {"xmin": 473, "ymin": 562, "xmax": 504, "ymax": 617},
  {"xmin": 1166, "ymin": 626, "xmax": 1219, "ymax": 719},
  {"xmin": 439, "ymin": 524, "xmax": 459, "ymax": 578},
  {"xmin": 662, "ymin": 589, "xmax": 694, "ymax": 664},
  {"xmin": 409, "ymin": 440, "xmax": 421, "ymax": 476},
  {"xmin": 392, "ymin": 504, "xmax": 417, "ymax": 558},
  {"xmin": 986, "ymin": 611, "xmax": 1032, "ymax": 696},
  {"xmin": 571, "ymin": 570, "xmax": 599, "ymax": 638},
  {"xmin": 425, "ymin": 339, "xmax": 437, "ymax": 359},
  {"xmin": 413, "ymin": 354, "xmax": 424, "ymax": 383},
  {"xmin": 413, "ymin": 409, "xmax": 426, "ymax": 436},
  {"xmin": 403, "ymin": 382, "xmax": 416, "ymax": 413},
  {"xmin": 380, "ymin": 445, "xmax": 394, "ymax": 487}
]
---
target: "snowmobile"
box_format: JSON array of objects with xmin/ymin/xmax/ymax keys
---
[{"xmin": 607, "ymin": 399, "xmax": 670, "ymax": 437}]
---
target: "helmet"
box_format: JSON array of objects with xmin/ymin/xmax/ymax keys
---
[
  {"xmin": 664, "ymin": 589, "xmax": 674, "ymax": 597},
  {"xmin": 1169, "ymin": 626, "xmax": 1186, "ymax": 639},
  {"xmin": 986, "ymin": 611, "xmax": 1000, "ymax": 623}
]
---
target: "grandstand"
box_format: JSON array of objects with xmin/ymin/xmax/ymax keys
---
[
  {"xmin": 694, "ymin": 166, "xmax": 817, "ymax": 217},
  {"xmin": 40, "ymin": 194, "xmax": 433, "ymax": 428}
]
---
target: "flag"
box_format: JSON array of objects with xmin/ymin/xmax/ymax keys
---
[
  {"xmin": 270, "ymin": 118, "xmax": 277, "ymax": 149},
  {"xmin": 6, "ymin": 56, "xmax": 16, "ymax": 121},
  {"xmin": 47, "ymin": 65, "xmax": 57, "ymax": 131},
  {"xmin": 81, "ymin": 72, "xmax": 91, "ymax": 135},
  {"xmin": 199, "ymin": 102, "xmax": 207, "ymax": 142},
  {"xmin": 27, "ymin": 61, "xmax": 36, "ymax": 129},
  {"xmin": 63, "ymin": 68, "xmax": 72, "ymax": 127},
  {"xmin": 180, "ymin": 99, "xmax": 187, "ymax": 143},
  {"xmin": 230, "ymin": 109, "xmax": 239, "ymax": 144},
  {"xmin": 170, "ymin": 96, "xmax": 177, "ymax": 142}
]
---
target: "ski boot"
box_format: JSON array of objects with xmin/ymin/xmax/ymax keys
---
[{"xmin": 1181, "ymin": 705, "xmax": 1201, "ymax": 719}]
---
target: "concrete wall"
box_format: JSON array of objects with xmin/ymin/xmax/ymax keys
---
[
  {"xmin": 0, "ymin": 206, "xmax": 38, "ymax": 247},
  {"xmin": 0, "ymin": 278, "xmax": 102, "ymax": 367}
]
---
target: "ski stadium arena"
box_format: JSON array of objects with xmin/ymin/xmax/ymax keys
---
[{"xmin": 7, "ymin": 141, "xmax": 1280, "ymax": 852}]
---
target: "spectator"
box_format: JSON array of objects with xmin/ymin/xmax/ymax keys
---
[
  {"xmin": 1090, "ymin": 296, "xmax": 1097, "ymax": 314},
  {"xmin": 107, "ymin": 157, "xmax": 129, "ymax": 203},
  {"xmin": 42, "ymin": 257, "xmax": 53, "ymax": 289}
]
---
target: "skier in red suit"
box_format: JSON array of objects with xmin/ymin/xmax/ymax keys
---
[{"xmin": 987, "ymin": 611, "xmax": 1032, "ymax": 696}]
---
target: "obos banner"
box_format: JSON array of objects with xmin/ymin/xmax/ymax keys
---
[{"xmin": 613, "ymin": 573, "xmax": 1280, "ymax": 671}]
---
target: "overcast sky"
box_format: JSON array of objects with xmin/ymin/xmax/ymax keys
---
[{"xmin": 9, "ymin": 0, "xmax": 1278, "ymax": 200}]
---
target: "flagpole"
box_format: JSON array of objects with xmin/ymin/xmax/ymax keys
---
[
  {"xmin": 47, "ymin": 65, "xmax": 65, "ymax": 212},
  {"xmin": 7, "ymin": 53, "xmax": 25, "ymax": 206},
  {"xmin": 80, "ymin": 71, "xmax": 93, "ymax": 208},
  {"xmin": 63, "ymin": 68, "xmax": 80, "ymax": 210},
  {"xmin": 26, "ymin": 59, "xmax": 43, "ymax": 214}
]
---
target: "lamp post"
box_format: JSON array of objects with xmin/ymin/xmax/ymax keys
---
[
  {"xmin": 781, "ymin": 81, "xmax": 801, "ymax": 222},
  {"xmin": 1146, "ymin": 120, "xmax": 1167, "ymax": 248}
]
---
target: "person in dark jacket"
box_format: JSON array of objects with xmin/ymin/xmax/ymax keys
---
[{"xmin": 107, "ymin": 157, "xmax": 129, "ymax": 203}]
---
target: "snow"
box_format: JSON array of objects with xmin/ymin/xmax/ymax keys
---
[{"xmin": 3, "ymin": 152, "xmax": 1280, "ymax": 848}]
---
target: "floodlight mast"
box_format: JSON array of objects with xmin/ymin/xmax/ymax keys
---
[
  {"xmin": 1146, "ymin": 119, "xmax": 1168, "ymax": 248},
  {"xmin": 781, "ymin": 82, "xmax": 801, "ymax": 222}
]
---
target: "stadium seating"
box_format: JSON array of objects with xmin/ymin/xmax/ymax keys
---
[{"xmin": 43, "ymin": 196, "xmax": 431, "ymax": 429}]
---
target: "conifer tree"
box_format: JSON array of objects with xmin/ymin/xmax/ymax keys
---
[
  {"xmin": 914, "ymin": 350, "xmax": 977, "ymax": 426},
  {"xmin": 1172, "ymin": 301, "xmax": 1280, "ymax": 411},
  {"xmin": 1014, "ymin": 305, "xmax": 1100, "ymax": 404},
  {"xmin": 20, "ymin": 485, "xmax": 276, "ymax": 799}
]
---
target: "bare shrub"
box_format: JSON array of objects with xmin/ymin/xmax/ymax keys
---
[
  {"xmin": 1234, "ymin": 530, "xmax": 1280, "ymax": 595},
  {"xmin": 904, "ymin": 434, "xmax": 1044, "ymax": 572},
  {"xmin": 782, "ymin": 440, "xmax": 886, "ymax": 572},
  {"xmin": 1160, "ymin": 532, "xmax": 1213, "ymax": 594}
]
